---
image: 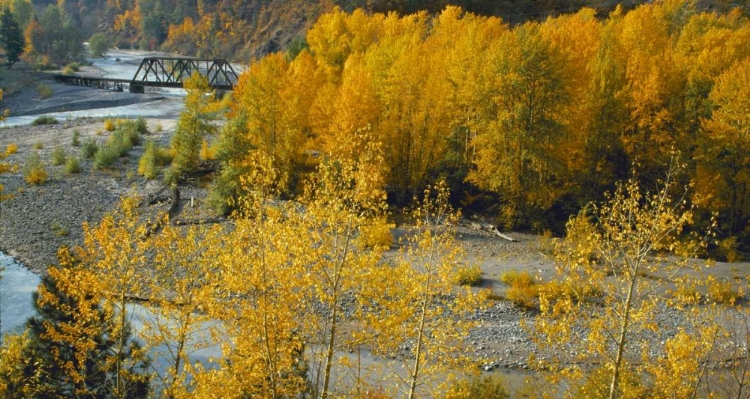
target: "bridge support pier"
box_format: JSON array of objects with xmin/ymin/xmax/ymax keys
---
[{"xmin": 129, "ymin": 85, "xmax": 145, "ymax": 94}]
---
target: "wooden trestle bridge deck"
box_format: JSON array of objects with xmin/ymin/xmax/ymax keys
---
[{"xmin": 54, "ymin": 57, "xmax": 239, "ymax": 93}]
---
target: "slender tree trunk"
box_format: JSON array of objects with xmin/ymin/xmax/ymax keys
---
[
  {"xmin": 407, "ymin": 299, "xmax": 428, "ymax": 399},
  {"xmin": 321, "ymin": 290, "xmax": 338, "ymax": 399},
  {"xmin": 117, "ymin": 291, "xmax": 127, "ymax": 399},
  {"xmin": 609, "ymin": 272, "xmax": 638, "ymax": 399}
]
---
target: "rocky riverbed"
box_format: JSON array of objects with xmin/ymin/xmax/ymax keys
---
[{"xmin": 1, "ymin": 113, "xmax": 749, "ymax": 386}]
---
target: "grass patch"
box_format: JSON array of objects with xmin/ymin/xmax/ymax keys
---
[
  {"xmin": 31, "ymin": 115, "xmax": 58, "ymax": 126},
  {"xmin": 82, "ymin": 139, "xmax": 99, "ymax": 159},
  {"xmin": 64, "ymin": 157, "xmax": 81, "ymax": 174},
  {"xmin": 50, "ymin": 221, "xmax": 70, "ymax": 237},
  {"xmin": 36, "ymin": 84, "xmax": 53, "ymax": 99},
  {"xmin": 71, "ymin": 130, "xmax": 81, "ymax": 147},
  {"xmin": 5, "ymin": 143, "xmax": 17, "ymax": 155},
  {"xmin": 32, "ymin": 141, "xmax": 44, "ymax": 149},
  {"xmin": 51, "ymin": 145, "xmax": 67, "ymax": 166}
]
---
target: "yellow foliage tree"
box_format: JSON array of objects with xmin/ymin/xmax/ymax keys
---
[
  {"xmin": 534, "ymin": 162, "xmax": 714, "ymax": 399},
  {"xmin": 362, "ymin": 182, "xmax": 486, "ymax": 399}
]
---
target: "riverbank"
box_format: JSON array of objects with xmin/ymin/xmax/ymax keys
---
[{"xmin": 0, "ymin": 62, "xmax": 165, "ymax": 118}]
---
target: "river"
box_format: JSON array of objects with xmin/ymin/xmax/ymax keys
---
[{"xmin": 1, "ymin": 49, "xmax": 193, "ymax": 127}]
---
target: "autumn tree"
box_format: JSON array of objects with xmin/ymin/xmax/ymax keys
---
[
  {"xmin": 534, "ymin": 161, "xmax": 713, "ymax": 398},
  {"xmin": 298, "ymin": 153, "xmax": 389, "ymax": 398},
  {"xmin": 192, "ymin": 153, "xmax": 311, "ymax": 398},
  {"xmin": 170, "ymin": 73, "xmax": 218, "ymax": 182},
  {"xmin": 362, "ymin": 181, "xmax": 486, "ymax": 398},
  {"xmin": 74, "ymin": 197, "xmax": 153, "ymax": 398},
  {"xmin": 0, "ymin": 7, "xmax": 24, "ymax": 68},
  {"xmin": 693, "ymin": 59, "xmax": 750, "ymax": 252},
  {"xmin": 141, "ymin": 220, "xmax": 222, "ymax": 398},
  {"xmin": 10, "ymin": 247, "xmax": 149, "ymax": 398},
  {"xmin": 468, "ymin": 21, "xmax": 570, "ymax": 228}
]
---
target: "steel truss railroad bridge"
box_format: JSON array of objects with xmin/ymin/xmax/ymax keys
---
[{"xmin": 54, "ymin": 57, "xmax": 239, "ymax": 93}]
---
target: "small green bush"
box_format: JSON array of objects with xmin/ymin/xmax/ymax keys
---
[
  {"xmin": 64, "ymin": 157, "xmax": 81, "ymax": 174},
  {"xmin": 93, "ymin": 145, "xmax": 120, "ymax": 169},
  {"xmin": 71, "ymin": 130, "xmax": 81, "ymax": 146},
  {"xmin": 82, "ymin": 139, "xmax": 99, "ymax": 159},
  {"xmin": 138, "ymin": 141, "xmax": 162, "ymax": 179},
  {"xmin": 118, "ymin": 123, "xmax": 141, "ymax": 146},
  {"xmin": 23, "ymin": 151, "xmax": 48, "ymax": 185},
  {"xmin": 51, "ymin": 145, "xmax": 67, "ymax": 166},
  {"xmin": 31, "ymin": 115, "xmax": 58, "ymax": 125},
  {"xmin": 134, "ymin": 117, "xmax": 148, "ymax": 134},
  {"xmin": 32, "ymin": 141, "xmax": 43, "ymax": 149}
]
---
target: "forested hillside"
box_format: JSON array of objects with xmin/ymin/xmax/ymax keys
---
[
  {"xmin": 197, "ymin": 1, "xmax": 750, "ymax": 257},
  {"xmin": 9, "ymin": 0, "xmax": 747, "ymax": 62}
]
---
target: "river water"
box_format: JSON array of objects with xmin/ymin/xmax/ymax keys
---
[{"xmin": 2, "ymin": 49, "xmax": 190, "ymax": 127}]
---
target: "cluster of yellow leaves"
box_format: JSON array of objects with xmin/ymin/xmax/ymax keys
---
[
  {"xmin": 533, "ymin": 162, "xmax": 723, "ymax": 398},
  {"xmin": 219, "ymin": 2, "xmax": 750, "ymax": 236}
]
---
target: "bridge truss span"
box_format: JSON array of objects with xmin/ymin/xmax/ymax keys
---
[{"xmin": 129, "ymin": 57, "xmax": 239, "ymax": 92}]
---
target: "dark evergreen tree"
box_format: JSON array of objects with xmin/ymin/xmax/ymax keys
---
[
  {"xmin": 20, "ymin": 250, "xmax": 150, "ymax": 398},
  {"xmin": 0, "ymin": 7, "xmax": 24, "ymax": 69}
]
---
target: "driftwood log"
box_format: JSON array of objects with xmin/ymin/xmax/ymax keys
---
[{"xmin": 469, "ymin": 220, "xmax": 517, "ymax": 242}]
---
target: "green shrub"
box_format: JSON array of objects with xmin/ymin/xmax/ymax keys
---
[
  {"xmin": 51, "ymin": 145, "xmax": 67, "ymax": 166},
  {"xmin": 138, "ymin": 141, "xmax": 163, "ymax": 179},
  {"xmin": 71, "ymin": 130, "xmax": 81, "ymax": 147},
  {"xmin": 88, "ymin": 33, "xmax": 108, "ymax": 56},
  {"xmin": 82, "ymin": 139, "xmax": 99, "ymax": 159},
  {"xmin": 31, "ymin": 115, "xmax": 58, "ymax": 125},
  {"xmin": 454, "ymin": 266, "xmax": 483, "ymax": 286},
  {"xmin": 134, "ymin": 117, "xmax": 148, "ymax": 134},
  {"xmin": 108, "ymin": 130, "xmax": 134, "ymax": 157},
  {"xmin": 117, "ymin": 122, "xmax": 141, "ymax": 146},
  {"xmin": 93, "ymin": 145, "xmax": 120, "ymax": 169},
  {"xmin": 32, "ymin": 141, "xmax": 43, "ymax": 149},
  {"xmin": 23, "ymin": 151, "xmax": 48, "ymax": 185},
  {"xmin": 64, "ymin": 157, "xmax": 81, "ymax": 174}
]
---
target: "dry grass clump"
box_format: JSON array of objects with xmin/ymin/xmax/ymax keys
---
[
  {"xmin": 23, "ymin": 151, "xmax": 47, "ymax": 185},
  {"xmin": 500, "ymin": 270, "xmax": 538, "ymax": 309},
  {"xmin": 454, "ymin": 266, "xmax": 483, "ymax": 286},
  {"xmin": 707, "ymin": 276, "xmax": 743, "ymax": 305},
  {"xmin": 359, "ymin": 219, "xmax": 394, "ymax": 249}
]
